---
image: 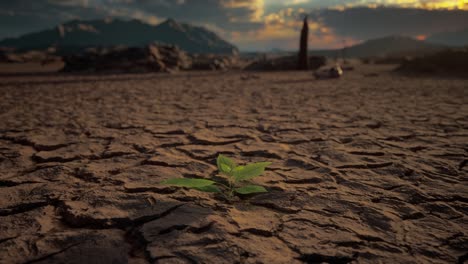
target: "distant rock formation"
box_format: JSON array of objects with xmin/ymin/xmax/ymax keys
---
[
  {"xmin": 61, "ymin": 44, "xmax": 192, "ymax": 73},
  {"xmin": 244, "ymin": 55, "xmax": 325, "ymax": 71},
  {"xmin": 298, "ymin": 16, "xmax": 309, "ymax": 70},
  {"xmin": 0, "ymin": 18, "xmax": 239, "ymax": 55},
  {"xmin": 0, "ymin": 48, "xmax": 60, "ymax": 64}
]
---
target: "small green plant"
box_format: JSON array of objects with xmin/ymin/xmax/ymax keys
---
[{"xmin": 161, "ymin": 154, "xmax": 271, "ymax": 199}]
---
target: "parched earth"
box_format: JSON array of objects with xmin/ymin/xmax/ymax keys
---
[{"xmin": 0, "ymin": 65, "xmax": 467, "ymax": 264}]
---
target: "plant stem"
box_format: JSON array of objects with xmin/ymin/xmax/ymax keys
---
[{"xmin": 227, "ymin": 171, "xmax": 233, "ymax": 197}]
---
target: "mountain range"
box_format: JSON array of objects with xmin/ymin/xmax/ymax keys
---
[
  {"xmin": 0, "ymin": 18, "xmax": 238, "ymax": 55},
  {"xmin": 1, "ymin": 18, "xmax": 466, "ymax": 58}
]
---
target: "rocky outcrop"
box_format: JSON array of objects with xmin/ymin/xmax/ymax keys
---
[{"xmin": 61, "ymin": 44, "xmax": 191, "ymax": 73}]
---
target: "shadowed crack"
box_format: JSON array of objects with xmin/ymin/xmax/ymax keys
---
[
  {"xmin": 337, "ymin": 162, "xmax": 393, "ymax": 169},
  {"xmin": 23, "ymin": 242, "xmax": 81, "ymax": 264},
  {"xmin": 0, "ymin": 136, "xmax": 35, "ymax": 148},
  {"xmin": 33, "ymin": 143, "xmax": 74, "ymax": 152},
  {"xmin": 285, "ymin": 159, "xmax": 318, "ymax": 170},
  {"xmin": 0, "ymin": 180, "xmax": 42, "ymax": 187},
  {"xmin": 158, "ymin": 221, "xmax": 214, "ymax": 235},
  {"xmin": 0, "ymin": 135, "xmax": 73, "ymax": 152},
  {"xmin": 459, "ymin": 159, "xmax": 467, "ymax": 170},
  {"xmin": 123, "ymin": 204, "xmax": 187, "ymax": 264},
  {"xmin": 0, "ymin": 201, "xmax": 51, "ymax": 216},
  {"xmin": 298, "ymin": 253, "xmax": 357, "ymax": 264},
  {"xmin": 457, "ymin": 252, "xmax": 468, "ymax": 264},
  {"xmin": 59, "ymin": 202, "xmax": 184, "ymax": 229},
  {"xmin": 32, "ymin": 154, "xmax": 80, "ymax": 163},
  {"xmin": 0, "ymin": 236, "xmax": 18, "ymax": 244},
  {"xmin": 241, "ymin": 150, "xmax": 282, "ymax": 159},
  {"xmin": 283, "ymin": 178, "xmax": 323, "ymax": 184},
  {"xmin": 187, "ymin": 135, "xmax": 244, "ymax": 146},
  {"xmin": 241, "ymin": 228, "xmax": 274, "ymax": 237},
  {"xmin": 349, "ymin": 151, "xmax": 385, "ymax": 156},
  {"xmin": 401, "ymin": 212, "xmax": 425, "ymax": 220},
  {"xmin": 124, "ymin": 186, "xmax": 178, "ymax": 194},
  {"xmin": 141, "ymin": 159, "xmax": 185, "ymax": 167},
  {"xmin": 133, "ymin": 203, "xmax": 186, "ymax": 227}
]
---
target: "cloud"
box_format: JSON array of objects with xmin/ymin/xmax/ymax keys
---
[
  {"xmin": 221, "ymin": 0, "xmax": 264, "ymax": 21},
  {"xmin": 332, "ymin": 0, "xmax": 468, "ymax": 10},
  {"xmin": 313, "ymin": 7, "xmax": 468, "ymax": 40},
  {"xmin": 0, "ymin": 0, "xmax": 467, "ymax": 50},
  {"xmin": 47, "ymin": 0, "xmax": 90, "ymax": 7}
]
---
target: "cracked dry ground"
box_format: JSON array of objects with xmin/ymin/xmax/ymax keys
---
[{"xmin": 0, "ymin": 66, "xmax": 467, "ymax": 264}]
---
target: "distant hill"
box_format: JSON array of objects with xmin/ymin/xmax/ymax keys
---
[
  {"xmin": 426, "ymin": 28, "xmax": 468, "ymax": 47},
  {"xmin": 312, "ymin": 36, "xmax": 446, "ymax": 58},
  {"xmin": 0, "ymin": 18, "xmax": 238, "ymax": 55},
  {"xmin": 397, "ymin": 47, "xmax": 468, "ymax": 77}
]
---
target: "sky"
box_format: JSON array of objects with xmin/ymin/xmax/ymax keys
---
[{"xmin": 0, "ymin": 0, "xmax": 468, "ymax": 50}]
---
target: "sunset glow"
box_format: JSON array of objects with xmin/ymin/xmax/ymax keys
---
[{"xmin": 416, "ymin": 34, "xmax": 427, "ymax": 40}]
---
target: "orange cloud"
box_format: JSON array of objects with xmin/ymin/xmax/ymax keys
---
[
  {"xmin": 230, "ymin": 7, "xmax": 359, "ymax": 50},
  {"xmin": 330, "ymin": 0, "xmax": 468, "ymax": 10},
  {"xmin": 222, "ymin": 0, "xmax": 265, "ymax": 21}
]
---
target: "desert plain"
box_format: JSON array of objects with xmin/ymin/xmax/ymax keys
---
[{"xmin": 0, "ymin": 64, "xmax": 467, "ymax": 263}]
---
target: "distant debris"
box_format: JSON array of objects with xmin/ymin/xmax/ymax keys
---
[
  {"xmin": 244, "ymin": 55, "xmax": 325, "ymax": 71},
  {"xmin": 396, "ymin": 48, "xmax": 468, "ymax": 78},
  {"xmin": 314, "ymin": 64, "xmax": 343, "ymax": 79},
  {"xmin": 61, "ymin": 44, "xmax": 192, "ymax": 73}
]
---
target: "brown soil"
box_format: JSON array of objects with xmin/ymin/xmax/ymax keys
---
[{"xmin": 0, "ymin": 65, "xmax": 467, "ymax": 264}]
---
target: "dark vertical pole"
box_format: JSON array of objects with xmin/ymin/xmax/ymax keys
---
[
  {"xmin": 298, "ymin": 15, "xmax": 309, "ymax": 70},
  {"xmin": 342, "ymin": 39, "xmax": 348, "ymax": 64}
]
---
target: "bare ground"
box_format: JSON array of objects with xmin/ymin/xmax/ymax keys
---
[{"xmin": 0, "ymin": 65, "xmax": 467, "ymax": 264}]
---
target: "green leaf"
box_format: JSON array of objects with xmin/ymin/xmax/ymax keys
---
[
  {"xmin": 217, "ymin": 154, "xmax": 236, "ymax": 175},
  {"xmin": 194, "ymin": 185, "xmax": 221, "ymax": 193},
  {"xmin": 232, "ymin": 165, "xmax": 244, "ymax": 172},
  {"xmin": 235, "ymin": 185, "xmax": 268, "ymax": 195},
  {"xmin": 161, "ymin": 178, "xmax": 216, "ymax": 188},
  {"xmin": 232, "ymin": 162, "xmax": 271, "ymax": 181}
]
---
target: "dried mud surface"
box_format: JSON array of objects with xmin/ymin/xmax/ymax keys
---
[{"xmin": 0, "ymin": 65, "xmax": 467, "ymax": 263}]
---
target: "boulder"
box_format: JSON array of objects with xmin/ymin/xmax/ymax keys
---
[{"xmin": 62, "ymin": 44, "xmax": 192, "ymax": 73}]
